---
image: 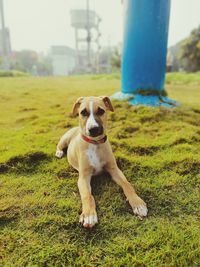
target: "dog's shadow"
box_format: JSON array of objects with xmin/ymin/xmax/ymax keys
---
[{"xmin": 91, "ymin": 171, "xmax": 113, "ymax": 197}]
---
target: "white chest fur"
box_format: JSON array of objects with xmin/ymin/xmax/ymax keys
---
[{"xmin": 86, "ymin": 144, "xmax": 104, "ymax": 174}]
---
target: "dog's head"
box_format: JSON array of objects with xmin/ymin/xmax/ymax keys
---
[{"xmin": 71, "ymin": 96, "xmax": 114, "ymax": 138}]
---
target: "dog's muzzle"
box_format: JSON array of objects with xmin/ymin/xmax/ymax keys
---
[{"xmin": 89, "ymin": 126, "xmax": 103, "ymax": 137}]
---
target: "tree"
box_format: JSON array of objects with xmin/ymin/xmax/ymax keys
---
[
  {"xmin": 37, "ymin": 56, "xmax": 53, "ymax": 76},
  {"xmin": 10, "ymin": 50, "xmax": 38, "ymax": 72},
  {"xmin": 179, "ymin": 25, "xmax": 200, "ymax": 72},
  {"xmin": 110, "ymin": 48, "xmax": 121, "ymax": 70},
  {"xmin": 10, "ymin": 50, "xmax": 53, "ymax": 76}
]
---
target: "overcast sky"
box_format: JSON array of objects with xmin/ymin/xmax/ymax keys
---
[{"xmin": 3, "ymin": 0, "xmax": 200, "ymax": 53}]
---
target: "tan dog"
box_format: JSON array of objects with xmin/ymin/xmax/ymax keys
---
[{"xmin": 56, "ymin": 96, "xmax": 147, "ymax": 228}]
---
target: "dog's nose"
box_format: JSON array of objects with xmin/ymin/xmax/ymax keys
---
[{"xmin": 89, "ymin": 126, "xmax": 103, "ymax": 137}]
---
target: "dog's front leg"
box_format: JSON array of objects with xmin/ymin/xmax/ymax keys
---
[
  {"xmin": 55, "ymin": 133, "xmax": 69, "ymax": 158},
  {"xmin": 107, "ymin": 166, "xmax": 148, "ymax": 218},
  {"xmin": 78, "ymin": 172, "xmax": 98, "ymax": 228}
]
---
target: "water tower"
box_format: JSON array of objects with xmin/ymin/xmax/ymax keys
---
[{"xmin": 70, "ymin": 0, "xmax": 101, "ymax": 73}]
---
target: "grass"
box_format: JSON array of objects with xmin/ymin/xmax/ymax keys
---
[{"xmin": 0, "ymin": 73, "xmax": 200, "ymax": 266}]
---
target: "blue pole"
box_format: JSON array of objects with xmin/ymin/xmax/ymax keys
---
[{"xmin": 112, "ymin": 0, "xmax": 177, "ymax": 107}]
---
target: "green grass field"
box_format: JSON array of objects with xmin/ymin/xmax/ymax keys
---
[{"xmin": 0, "ymin": 73, "xmax": 200, "ymax": 266}]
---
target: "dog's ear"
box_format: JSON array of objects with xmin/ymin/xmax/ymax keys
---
[
  {"xmin": 71, "ymin": 97, "xmax": 84, "ymax": 117},
  {"xmin": 101, "ymin": 96, "xmax": 114, "ymax": 112}
]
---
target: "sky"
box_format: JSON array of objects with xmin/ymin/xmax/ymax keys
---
[{"xmin": 3, "ymin": 0, "xmax": 200, "ymax": 53}]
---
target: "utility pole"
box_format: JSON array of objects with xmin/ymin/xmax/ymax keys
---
[
  {"xmin": 0, "ymin": 0, "xmax": 9, "ymax": 70},
  {"xmin": 86, "ymin": 0, "xmax": 91, "ymax": 72}
]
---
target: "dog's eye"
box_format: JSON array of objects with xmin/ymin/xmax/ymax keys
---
[
  {"xmin": 96, "ymin": 108, "xmax": 105, "ymax": 116},
  {"xmin": 81, "ymin": 109, "xmax": 89, "ymax": 117}
]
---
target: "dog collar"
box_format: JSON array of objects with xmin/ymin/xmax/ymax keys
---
[{"xmin": 81, "ymin": 134, "xmax": 107, "ymax": 145}]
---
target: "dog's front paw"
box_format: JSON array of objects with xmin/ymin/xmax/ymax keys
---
[
  {"xmin": 133, "ymin": 204, "xmax": 148, "ymax": 218},
  {"xmin": 55, "ymin": 149, "xmax": 64, "ymax": 159},
  {"xmin": 79, "ymin": 212, "xmax": 98, "ymax": 228},
  {"xmin": 131, "ymin": 197, "xmax": 148, "ymax": 218}
]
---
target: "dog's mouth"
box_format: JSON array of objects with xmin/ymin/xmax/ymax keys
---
[{"xmin": 88, "ymin": 126, "xmax": 104, "ymax": 137}]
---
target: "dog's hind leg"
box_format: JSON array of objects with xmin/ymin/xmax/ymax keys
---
[{"xmin": 55, "ymin": 127, "xmax": 79, "ymax": 158}]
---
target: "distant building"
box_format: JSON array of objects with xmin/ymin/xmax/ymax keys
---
[{"xmin": 51, "ymin": 46, "xmax": 76, "ymax": 76}]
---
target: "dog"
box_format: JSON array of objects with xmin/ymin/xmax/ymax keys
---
[{"xmin": 56, "ymin": 96, "xmax": 147, "ymax": 228}]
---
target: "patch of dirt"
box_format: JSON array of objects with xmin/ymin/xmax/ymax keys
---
[
  {"xmin": 57, "ymin": 122, "xmax": 73, "ymax": 129},
  {"xmin": 16, "ymin": 115, "xmax": 38, "ymax": 123},
  {"xmin": 0, "ymin": 152, "xmax": 50, "ymax": 174},
  {"xmin": 23, "ymin": 92, "xmax": 30, "ymax": 95},
  {"xmin": 115, "ymin": 141, "xmax": 161, "ymax": 156},
  {"xmin": 0, "ymin": 205, "xmax": 20, "ymax": 226},
  {"xmin": 172, "ymin": 135, "xmax": 200, "ymax": 146},
  {"xmin": 129, "ymin": 145, "xmax": 160, "ymax": 156},
  {"xmin": 192, "ymin": 108, "xmax": 200, "ymax": 114},
  {"xmin": 172, "ymin": 138, "xmax": 189, "ymax": 146},
  {"xmin": 19, "ymin": 107, "xmax": 37, "ymax": 112},
  {"xmin": 116, "ymin": 156, "xmax": 132, "ymax": 169},
  {"xmin": 165, "ymin": 159, "xmax": 200, "ymax": 176},
  {"xmin": 124, "ymin": 126, "xmax": 140, "ymax": 134},
  {"xmin": 51, "ymin": 104, "xmax": 61, "ymax": 108},
  {"xmin": 57, "ymin": 167, "xmax": 77, "ymax": 179}
]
